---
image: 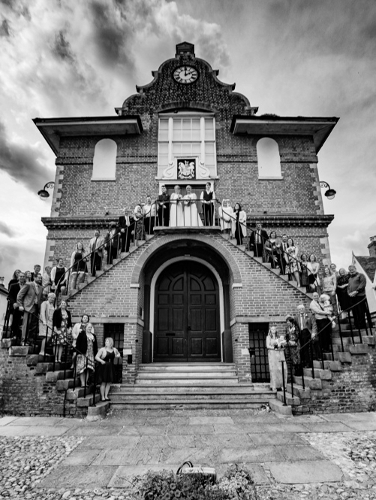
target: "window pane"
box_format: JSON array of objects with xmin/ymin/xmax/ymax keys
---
[
  {"xmin": 257, "ymin": 138, "xmax": 281, "ymax": 177},
  {"xmin": 205, "ymin": 142, "xmax": 214, "ymax": 154},
  {"xmin": 192, "ymin": 143, "xmax": 201, "ymax": 154},
  {"xmin": 205, "ymin": 153, "xmax": 215, "ymax": 166},
  {"xmin": 205, "ymin": 119, "xmax": 214, "ymax": 141},
  {"xmin": 182, "ymin": 143, "xmax": 192, "ymax": 154},
  {"xmin": 93, "ymin": 139, "xmax": 117, "ymax": 179},
  {"xmin": 172, "ymin": 143, "xmax": 182, "ymax": 155},
  {"xmin": 192, "ymin": 119, "xmax": 200, "ymax": 141}
]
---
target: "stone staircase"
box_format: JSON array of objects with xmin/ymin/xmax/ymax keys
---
[
  {"xmin": 110, "ymin": 363, "xmax": 276, "ymax": 410},
  {"xmin": 226, "ymin": 236, "xmax": 311, "ymax": 297},
  {"xmin": 275, "ymin": 320, "xmax": 376, "ymax": 415}
]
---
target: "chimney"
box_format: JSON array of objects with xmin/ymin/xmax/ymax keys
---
[{"xmin": 368, "ymin": 236, "xmax": 376, "ymax": 258}]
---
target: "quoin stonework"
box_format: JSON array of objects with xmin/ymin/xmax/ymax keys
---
[{"xmin": 33, "ymin": 42, "xmax": 339, "ymax": 388}]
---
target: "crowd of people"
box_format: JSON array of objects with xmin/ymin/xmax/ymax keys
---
[{"xmin": 266, "ymin": 264, "xmax": 373, "ymax": 391}]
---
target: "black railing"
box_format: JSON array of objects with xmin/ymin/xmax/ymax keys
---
[{"xmin": 279, "ymin": 296, "xmax": 373, "ymax": 404}]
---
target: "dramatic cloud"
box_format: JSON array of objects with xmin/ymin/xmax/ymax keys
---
[
  {"xmin": 0, "ymin": 221, "xmax": 17, "ymax": 238},
  {"xmin": 0, "ymin": 120, "xmax": 52, "ymax": 192}
]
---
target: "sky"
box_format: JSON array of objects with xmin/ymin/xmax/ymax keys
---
[{"xmin": 0, "ymin": 0, "xmax": 375, "ymax": 285}]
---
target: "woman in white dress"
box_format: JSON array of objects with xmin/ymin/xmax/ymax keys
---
[
  {"xmin": 218, "ymin": 199, "xmax": 233, "ymax": 236},
  {"xmin": 266, "ymin": 326, "xmax": 286, "ymax": 391},
  {"xmin": 183, "ymin": 185, "xmax": 202, "ymax": 227},
  {"xmin": 169, "ymin": 185, "xmax": 184, "ymax": 227}
]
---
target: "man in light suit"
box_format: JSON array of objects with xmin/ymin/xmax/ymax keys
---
[
  {"xmin": 17, "ymin": 279, "xmax": 40, "ymax": 344},
  {"xmin": 89, "ymin": 229, "xmax": 105, "ymax": 277},
  {"xmin": 118, "ymin": 208, "xmax": 135, "ymax": 253}
]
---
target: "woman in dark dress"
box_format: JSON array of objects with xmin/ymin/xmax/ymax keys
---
[
  {"xmin": 70, "ymin": 242, "xmax": 87, "ymax": 291},
  {"xmin": 51, "ymin": 258, "xmax": 68, "ymax": 296},
  {"xmin": 76, "ymin": 323, "xmax": 98, "ymax": 387},
  {"xmin": 95, "ymin": 337, "xmax": 121, "ymax": 401},
  {"xmin": 300, "ymin": 253, "xmax": 310, "ymax": 290},
  {"xmin": 336, "ymin": 268, "xmax": 351, "ymax": 314},
  {"xmin": 264, "ymin": 231, "xmax": 278, "ymax": 268}
]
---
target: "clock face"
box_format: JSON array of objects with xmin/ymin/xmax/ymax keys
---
[{"xmin": 173, "ymin": 66, "xmax": 198, "ymax": 84}]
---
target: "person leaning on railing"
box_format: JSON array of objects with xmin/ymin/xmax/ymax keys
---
[
  {"xmin": 118, "ymin": 209, "xmax": 135, "ymax": 254},
  {"xmin": 310, "ymin": 293, "xmax": 334, "ymax": 356},
  {"xmin": 89, "ymin": 230, "xmax": 105, "ymax": 276},
  {"xmin": 218, "ymin": 199, "xmax": 233, "ymax": 236},
  {"xmin": 142, "ymin": 195, "xmax": 157, "ymax": 234},
  {"xmin": 336, "ymin": 268, "xmax": 350, "ymax": 317},
  {"xmin": 200, "ymin": 182, "xmax": 215, "ymax": 226},
  {"xmin": 232, "ymin": 203, "xmax": 247, "ymax": 245},
  {"xmin": 70, "ymin": 242, "xmax": 88, "ymax": 291},
  {"xmin": 249, "ymin": 222, "xmax": 269, "ymax": 260}
]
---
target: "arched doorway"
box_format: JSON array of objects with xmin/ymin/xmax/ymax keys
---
[{"xmin": 154, "ymin": 261, "xmax": 221, "ymax": 362}]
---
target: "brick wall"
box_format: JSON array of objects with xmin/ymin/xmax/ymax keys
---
[
  {"xmin": 293, "ymin": 351, "xmax": 376, "ymax": 415},
  {"xmin": 0, "ymin": 348, "xmax": 86, "ymax": 417}
]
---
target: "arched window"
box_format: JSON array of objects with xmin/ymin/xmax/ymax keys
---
[
  {"xmin": 257, "ymin": 138, "xmax": 282, "ymax": 178},
  {"xmin": 92, "ymin": 139, "xmax": 117, "ymax": 180}
]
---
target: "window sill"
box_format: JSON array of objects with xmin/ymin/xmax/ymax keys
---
[
  {"xmin": 91, "ymin": 178, "xmax": 117, "ymax": 182},
  {"xmin": 258, "ymin": 176, "xmax": 284, "ymax": 181}
]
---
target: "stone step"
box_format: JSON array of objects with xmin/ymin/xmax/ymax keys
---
[
  {"xmin": 293, "ymin": 375, "xmax": 322, "ymax": 390},
  {"xmin": 87, "ymin": 276, "xmax": 95, "ymax": 283},
  {"xmin": 285, "ymin": 384, "xmax": 311, "ymax": 399},
  {"xmin": 45, "ymin": 369, "xmax": 74, "ymax": 383},
  {"xmin": 303, "ymin": 367, "xmax": 332, "ymax": 380},
  {"xmin": 268, "ymin": 398, "xmax": 292, "ymax": 416},
  {"xmin": 346, "ymin": 344, "xmax": 370, "ymax": 355},
  {"xmin": 109, "ymin": 399, "xmax": 274, "ymax": 410},
  {"xmin": 262, "ymin": 262, "xmax": 272, "ymax": 269},
  {"xmin": 96, "ymin": 270, "xmax": 104, "ymax": 277},
  {"xmin": 271, "ymin": 268, "xmax": 281, "ymax": 275},
  {"xmin": 111, "ymin": 384, "xmax": 257, "ymax": 393},
  {"xmin": 56, "ymin": 377, "xmax": 80, "ymax": 391},
  {"xmin": 276, "ymin": 391, "xmax": 300, "ymax": 406},
  {"xmin": 135, "ymin": 377, "xmax": 239, "ymax": 385},
  {"xmin": 139, "ymin": 364, "xmax": 236, "ymax": 372},
  {"xmin": 136, "ymin": 371, "xmax": 237, "ymax": 379},
  {"xmin": 337, "ymin": 352, "xmax": 352, "ymax": 363},
  {"xmin": 66, "ymin": 385, "xmax": 94, "ymax": 400},
  {"xmin": 313, "ymin": 360, "xmax": 332, "ymax": 369},
  {"xmin": 245, "ymin": 251, "xmax": 255, "ymax": 258},
  {"xmin": 238, "ymin": 245, "xmax": 246, "ymax": 252},
  {"xmin": 253, "ymin": 257, "xmax": 263, "ymax": 263},
  {"xmin": 77, "ymin": 393, "xmax": 100, "ymax": 408},
  {"xmin": 110, "ymin": 391, "xmax": 273, "ymax": 402}
]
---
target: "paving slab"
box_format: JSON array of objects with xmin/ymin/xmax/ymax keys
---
[
  {"xmin": 168, "ymin": 424, "xmax": 215, "ymax": 435},
  {"xmin": 320, "ymin": 412, "xmax": 376, "ymax": 423},
  {"xmin": 60, "ymin": 448, "xmax": 103, "ymax": 466},
  {"xmin": 80, "ymin": 435, "xmax": 140, "ymax": 449},
  {"xmin": 160, "ymin": 446, "xmax": 219, "ymax": 465},
  {"xmin": 108, "ymin": 465, "xmax": 180, "ymax": 488},
  {"xmin": 134, "ymin": 425, "xmax": 168, "ymax": 436},
  {"xmin": 67, "ymin": 425, "xmax": 123, "ymax": 436},
  {"xmin": 343, "ymin": 420, "xmax": 376, "ymax": 431},
  {"xmin": 248, "ymin": 432, "xmax": 306, "ymax": 446},
  {"xmin": 267, "ymin": 460, "xmax": 343, "ymax": 483},
  {"xmin": 219, "ymin": 446, "xmax": 285, "ymax": 463},
  {"xmin": 9, "ymin": 416, "xmax": 64, "ymax": 426},
  {"xmin": 289, "ymin": 415, "xmax": 327, "ymax": 423},
  {"xmin": 302, "ymin": 422, "xmax": 353, "ymax": 433},
  {"xmin": 189, "ymin": 416, "xmax": 234, "ymax": 425},
  {"xmin": 194, "ymin": 433, "xmax": 253, "ymax": 449},
  {"xmin": 279, "ymin": 445, "xmax": 325, "ymax": 461},
  {"xmin": 213, "ymin": 424, "xmax": 244, "ymax": 434},
  {"xmin": 97, "ymin": 446, "xmax": 162, "ymax": 466},
  {"xmin": 0, "ymin": 416, "xmax": 19, "ymax": 426},
  {"xmin": 18, "ymin": 426, "xmax": 69, "ymax": 436},
  {"xmin": 231, "ymin": 415, "xmax": 280, "ymax": 424},
  {"xmin": 242, "ymin": 423, "xmax": 308, "ymax": 434},
  {"xmin": 0, "ymin": 425, "xmax": 36, "ymax": 436},
  {"xmin": 164, "ymin": 435, "xmax": 199, "ymax": 448},
  {"xmin": 38, "ymin": 465, "xmax": 118, "ymax": 489}
]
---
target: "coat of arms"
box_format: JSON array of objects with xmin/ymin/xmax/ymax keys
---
[{"xmin": 177, "ymin": 159, "xmax": 196, "ymax": 180}]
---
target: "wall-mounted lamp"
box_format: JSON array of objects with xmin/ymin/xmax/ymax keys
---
[
  {"xmin": 320, "ymin": 181, "xmax": 336, "ymax": 200},
  {"xmin": 37, "ymin": 181, "xmax": 55, "ymax": 199}
]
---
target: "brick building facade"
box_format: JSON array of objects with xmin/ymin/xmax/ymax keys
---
[{"xmin": 34, "ymin": 42, "xmax": 338, "ymax": 383}]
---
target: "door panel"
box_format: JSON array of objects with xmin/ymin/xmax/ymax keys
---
[{"xmin": 154, "ymin": 261, "xmax": 220, "ymax": 361}]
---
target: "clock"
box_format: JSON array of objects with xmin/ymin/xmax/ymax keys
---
[{"xmin": 173, "ymin": 66, "xmax": 198, "ymax": 84}]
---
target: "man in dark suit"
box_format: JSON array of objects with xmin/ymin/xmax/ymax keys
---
[
  {"xmin": 249, "ymin": 222, "xmax": 269, "ymax": 259},
  {"xmin": 157, "ymin": 185, "xmax": 170, "ymax": 227},
  {"xmin": 294, "ymin": 304, "xmax": 314, "ymax": 368},
  {"xmin": 105, "ymin": 223, "xmax": 119, "ymax": 264},
  {"xmin": 118, "ymin": 209, "xmax": 135, "ymax": 253},
  {"xmin": 280, "ymin": 234, "xmax": 289, "ymax": 275},
  {"xmin": 89, "ymin": 229, "xmax": 105, "ymax": 276},
  {"xmin": 8, "ymin": 272, "xmax": 26, "ymax": 341}
]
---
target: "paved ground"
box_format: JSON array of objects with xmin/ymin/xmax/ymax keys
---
[{"xmin": 1, "ymin": 408, "xmax": 376, "ymax": 499}]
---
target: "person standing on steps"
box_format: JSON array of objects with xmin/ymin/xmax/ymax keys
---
[
  {"xmin": 347, "ymin": 265, "xmax": 372, "ymax": 329},
  {"xmin": 118, "ymin": 209, "xmax": 135, "ymax": 253},
  {"xmin": 294, "ymin": 304, "xmax": 313, "ymax": 369},
  {"xmin": 95, "ymin": 337, "xmax": 121, "ymax": 401},
  {"xmin": 75, "ymin": 322, "xmax": 97, "ymax": 387},
  {"xmin": 50, "ymin": 258, "xmax": 68, "ymax": 296},
  {"xmin": 52, "ymin": 300, "xmax": 72, "ymax": 363},
  {"xmin": 89, "ymin": 230, "xmax": 105, "ymax": 277},
  {"xmin": 232, "ymin": 203, "xmax": 247, "ymax": 245},
  {"xmin": 70, "ymin": 242, "xmax": 88, "ymax": 291},
  {"xmin": 249, "ymin": 222, "xmax": 269, "ymax": 260},
  {"xmin": 39, "ymin": 292, "xmax": 56, "ymax": 356},
  {"xmin": 8, "ymin": 272, "xmax": 26, "ymax": 342},
  {"xmin": 17, "ymin": 276, "xmax": 40, "ymax": 345},
  {"xmin": 105, "ymin": 223, "xmax": 119, "ymax": 265},
  {"xmin": 266, "ymin": 326, "xmax": 286, "ymax": 391}
]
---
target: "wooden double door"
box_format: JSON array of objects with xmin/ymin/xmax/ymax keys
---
[{"xmin": 154, "ymin": 261, "xmax": 221, "ymax": 361}]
